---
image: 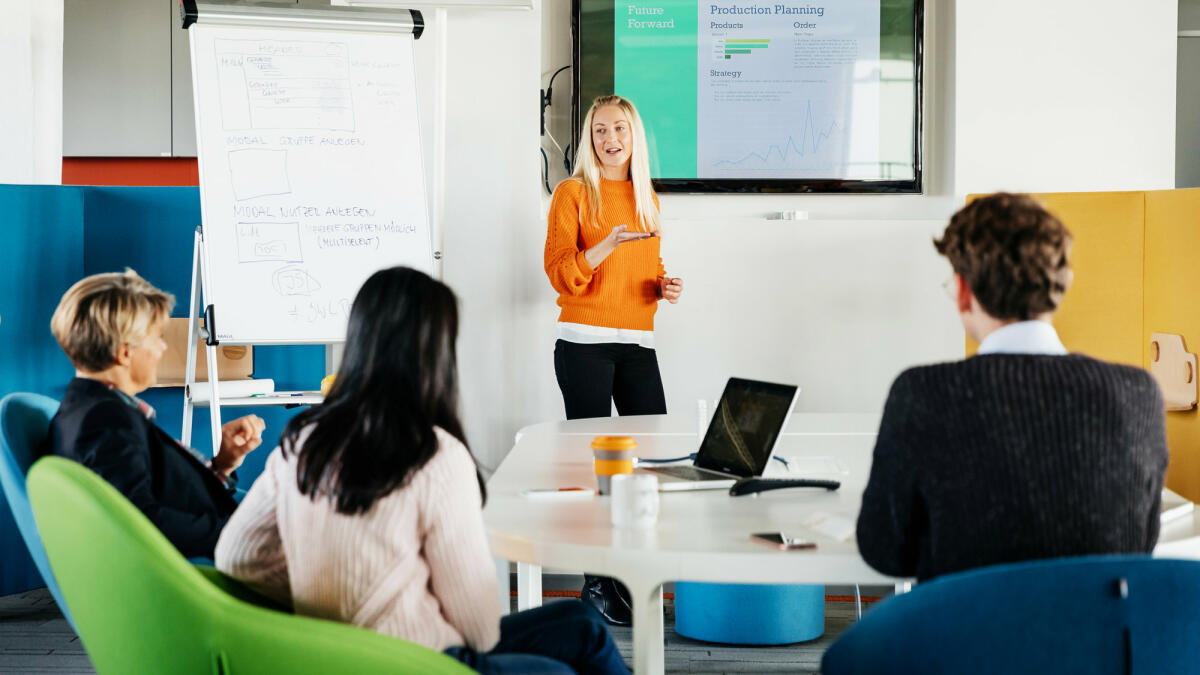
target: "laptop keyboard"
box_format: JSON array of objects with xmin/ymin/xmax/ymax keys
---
[{"xmin": 649, "ymin": 465, "xmax": 733, "ymax": 481}]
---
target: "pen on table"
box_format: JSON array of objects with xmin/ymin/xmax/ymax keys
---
[
  {"xmin": 520, "ymin": 486, "xmax": 595, "ymax": 499},
  {"xmin": 522, "ymin": 487, "xmax": 589, "ymax": 493}
]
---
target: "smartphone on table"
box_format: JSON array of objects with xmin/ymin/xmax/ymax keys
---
[{"xmin": 751, "ymin": 532, "xmax": 816, "ymax": 550}]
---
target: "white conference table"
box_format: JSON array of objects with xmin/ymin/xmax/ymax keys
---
[
  {"xmin": 485, "ymin": 412, "xmax": 1200, "ymax": 674},
  {"xmin": 483, "ymin": 413, "xmax": 899, "ymax": 674}
]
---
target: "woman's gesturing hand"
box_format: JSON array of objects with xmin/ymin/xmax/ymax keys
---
[
  {"xmin": 660, "ymin": 276, "xmax": 683, "ymax": 303},
  {"xmin": 584, "ymin": 224, "xmax": 653, "ymax": 269},
  {"xmin": 609, "ymin": 224, "xmax": 652, "ymax": 245},
  {"xmin": 212, "ymin": 414, "xmax": 266, "ymax": 477}
]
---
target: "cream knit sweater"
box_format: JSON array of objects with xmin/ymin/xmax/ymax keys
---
[{"xmin": 214, "ymin": 428, "xmax": 500, "ymax": 652}]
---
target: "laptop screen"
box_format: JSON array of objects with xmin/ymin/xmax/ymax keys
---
[{"xmin": 695, "ymin": 378, "xmax": 799, "ymax": 477}]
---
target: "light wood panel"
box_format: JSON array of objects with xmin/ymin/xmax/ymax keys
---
[
  {"xmin": 1146, "ymin": 189, "xmax": 1200, "ymax": 499},
  {"xmin": 1036, "ymin": 191, "xmax": 1146, "ymax": 365}
]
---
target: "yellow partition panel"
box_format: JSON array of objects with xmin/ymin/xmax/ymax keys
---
[
  {"xmin": 1146, "ymin": 188, "xmax": 1200, "ymax": 500},
  {"xmin": 964, "ymin": 191, "xmax": 1145, "ymax": 366}
]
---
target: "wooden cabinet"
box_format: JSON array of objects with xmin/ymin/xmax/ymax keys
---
[
  {"xmin": 1178, "ymin": 38, "xmax": 1200, "ymax": 188},
  {"xmin": 171, "ymin": 6, "xmax": 197, "ymax": 157},
  {"xmin": 63, "ymin": 0, "xmax": 196, "ymax": 157}
]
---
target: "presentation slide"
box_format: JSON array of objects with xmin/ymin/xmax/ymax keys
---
[
  {"xmin": 582, "ymin": 0, "xmax": 919, "ymax": 190},
  {"xmin": 697, "ymin": 2, "xmax": 879, "ymax": 179}
]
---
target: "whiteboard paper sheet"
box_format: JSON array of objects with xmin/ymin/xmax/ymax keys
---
[{"xmin": 190, "ymin": 24, "xmax": 432, "ymax": 343}]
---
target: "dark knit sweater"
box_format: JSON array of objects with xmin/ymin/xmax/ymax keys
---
[{"xmin": 856, "ymin": 354, "xmax": 1168, "ymax": 582}]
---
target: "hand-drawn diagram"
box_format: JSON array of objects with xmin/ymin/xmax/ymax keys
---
[
  {"xmin": 228, "ymin": 149, "xmax": 291, "ymax": 201},
  {"xmin": 237, "ymin": 222, "xmax": 304, "ymax": 263},
  {"xmin": 215, "ymin": 39, "xmax": 355, "ymax": 131},
  {"xmin": 304, "ymin": 297, "xmax": 353, "ymax": 324},
  {"xmin": 272, "ymin": 265, "xmax": 323, "ymax": 296},
  {"xmin": 193, "ymin": 26, "xmax": 433, "ymax": 343}
]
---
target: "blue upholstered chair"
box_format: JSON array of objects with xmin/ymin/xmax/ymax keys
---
[
  {"xmin": 0, "ymin": 392, "xmax": 74, "ymax": 629},
  {"xmin": 821, "ymin": 555, "xmax": 1200, "ymax": 675}
]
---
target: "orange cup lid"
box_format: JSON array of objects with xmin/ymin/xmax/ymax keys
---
[{"xmin": 591, "ymin": 435, "xmax": 637, "ymax": 451}]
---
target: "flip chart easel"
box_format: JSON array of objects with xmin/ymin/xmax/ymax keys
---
[{"xmin": 179, "ymin": 0, "xmax": 431, "ymax": 446}]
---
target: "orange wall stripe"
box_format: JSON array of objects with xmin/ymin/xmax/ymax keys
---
[{"xmin": 62, "ymin": 158, "xmax": 199, "ymax": 187}]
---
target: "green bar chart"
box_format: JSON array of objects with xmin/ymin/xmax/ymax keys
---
[{"xmin": 714, "ymin": 38, "xmax": 770, "ymax": 59}]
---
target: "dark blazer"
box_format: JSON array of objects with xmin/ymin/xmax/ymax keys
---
[
  {"xmin": 856, "ymin": 354, "xmax": 1168, "ymax": 583},
  {"xmin": 43, "ymin": 377, "xmax": 237, "ymax": 559}
]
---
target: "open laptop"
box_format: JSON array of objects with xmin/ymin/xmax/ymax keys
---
[{"xmin": 639, "ymin": 377, "xmax": 799, "ymax": 492}]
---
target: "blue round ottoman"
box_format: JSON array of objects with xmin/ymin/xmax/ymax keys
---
[{"xmin": 674, "ymin": 582, "xmax": 825, "ymax": 644}]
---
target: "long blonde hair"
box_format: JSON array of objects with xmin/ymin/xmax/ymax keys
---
[{"xmin": 570, "ymin": 95, "xmax": 660, "ymax": 234}]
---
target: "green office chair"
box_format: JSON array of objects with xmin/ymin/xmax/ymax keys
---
[{"xmin": 28, "ymin": 456, "xmax": 474, "ymax": 675}]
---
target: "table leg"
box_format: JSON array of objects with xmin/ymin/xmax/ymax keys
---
[
  {"xmin": 516, "ymin": 562, "xmax": 542, "ymax": 610},
  {"xmin": 494, "ymin": 558, "xmax": 511, "ymax": 616},
  {"xmin": 629, "ymin": 580, "xmax": 664, "ymax": 675}
]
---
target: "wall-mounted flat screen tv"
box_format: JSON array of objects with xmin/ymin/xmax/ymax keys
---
[{"xmin": 572, "ymin": 0, "xmax": 924, "ymax": 193}]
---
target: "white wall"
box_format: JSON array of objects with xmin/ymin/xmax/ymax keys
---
[
  {"xmin": 412, "ymin": 6, "xmax": 558, "ymax": 471},
  {"xmin": 434, "ymin": 0, "xmax": 1177, "ymax": 469},
  {"xmin": 0, "ymin": 0, "xmax": 62, "ymax": 184},
  {"xmin": 955, "ymin": 1, "xmax": 1177, "ymax": 196},
  {"xmin": 655, "ymin": 218, "xmax": 963, "ymax": 415}
]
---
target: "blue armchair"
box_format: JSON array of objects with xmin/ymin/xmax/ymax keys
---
[
  {"xmin": 0, "ymin": 392, "xmax": 74, "ymax": 629},
  {"xmin": 822, "ymin": 554, "xmax": 1200, "ymax": 675}
]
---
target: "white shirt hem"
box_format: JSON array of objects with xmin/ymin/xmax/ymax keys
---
[{"xmin": 556, "ymin": 322, "xmax": 655, "ymax": 349}]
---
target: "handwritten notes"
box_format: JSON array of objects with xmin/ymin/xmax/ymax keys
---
[{"xmin": 189, "ymin": 25, "xmax": 432, "ymax": 343}]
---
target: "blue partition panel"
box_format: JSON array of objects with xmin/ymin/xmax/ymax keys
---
[
  {"xmin": 82, "ymin": 186, "xmax": 204, "ymax": 298},
  {"xmin": 0, "ymin": 185, "xmax": 85, "ymax": 595}
]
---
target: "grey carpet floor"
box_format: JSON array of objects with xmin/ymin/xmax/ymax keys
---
[{"xmin": 0, "ymin": 587, "xmax": 871, "ymax": 673}]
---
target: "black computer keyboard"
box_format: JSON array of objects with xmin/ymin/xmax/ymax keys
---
[{"xmin": 729, "ymin": 477, "xmax": 841, "ymax": 497}]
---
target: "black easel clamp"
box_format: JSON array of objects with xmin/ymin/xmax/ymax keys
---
[
  {"xmin": 203, "ymin": 304, "xmax": 219, "ymax": 346},
  {"xmin": 410, "ymin": 10, "xmax": 424, "ymax": 39},
  {"xmin": 179, "ymin": 0, "xmax": 198, "ymax": 28}
]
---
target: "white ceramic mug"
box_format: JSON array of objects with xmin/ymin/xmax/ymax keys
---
[{"xmin": 610, "ymin": 474, "xmax": 659, "ymax": 529}]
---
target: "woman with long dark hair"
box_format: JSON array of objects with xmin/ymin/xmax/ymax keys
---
[{"xmin": 216, "ymin": 267, "xmax": 627, "ymax": 674}]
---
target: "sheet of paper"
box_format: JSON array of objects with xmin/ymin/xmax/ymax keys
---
[{"xmin": 802, "ymin": 510, "xmax": 856, "ymax": 542}]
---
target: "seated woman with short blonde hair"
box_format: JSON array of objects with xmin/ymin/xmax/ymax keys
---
[{"xmin": 43, "ymin": 269, "xmax": 265, "ymax": 559}]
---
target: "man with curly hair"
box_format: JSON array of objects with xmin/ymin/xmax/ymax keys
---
[{"xmin": 856, "ymin": 193, "xmax": 1168, "ymax": 582}]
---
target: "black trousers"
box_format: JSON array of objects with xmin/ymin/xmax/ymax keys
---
[
  {"xmin": 553, "ymin": 340, "xmax": 667, "ymax": 419},
  {"xmin": 555, "ymin": 339, "xmax": 665, "ymax": 624}
]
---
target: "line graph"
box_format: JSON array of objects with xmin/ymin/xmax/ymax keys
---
[{"xmin": 713, "ymin": 100, "xmax": 841, "ymax": 168}]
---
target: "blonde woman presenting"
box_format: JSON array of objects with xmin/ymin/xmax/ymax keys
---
[{"xmin": 544, "ymin": 95, "xmax": 682, "ymax": 625}]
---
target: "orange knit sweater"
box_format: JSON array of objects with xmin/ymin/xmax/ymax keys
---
[{"xmin": 544, "ymin": 178, "xmax": 666, "ymax": 331}]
